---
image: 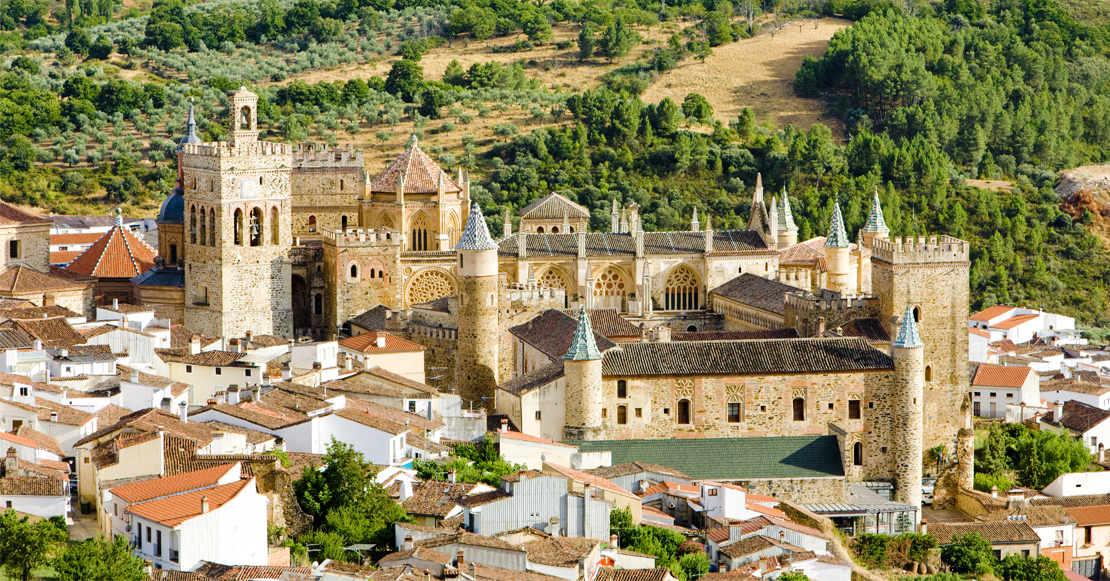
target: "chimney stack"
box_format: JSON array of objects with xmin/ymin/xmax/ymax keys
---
[
  {"xmin": 919, "ymin": 519, "xmax": 928, "ymax": 535},
  {"xmin": 42, "ymin": 294, "xmax": 54, "ymax": 307},
  {"xmin": 189, "ymin": 335, "xmax": 201, "ymax": 355},
  {"xmin": 227, "ymin": 385, "xmax": 240, "ymax": 406},
  {"xmin": 400, "ymin": 479, "xmax": 413, "ymax": 501},
  {"xmin": 759, "ymin": 557, "xmax": 768, "ymax": 575},
  {"xmin": 244, "ymin": 330, "xmax": 253, "ymax": 348},
  {"xmin": 1055, "ymin": 401, "xmax": 1064, "ymax": 423},
  {"xmin": 32, "ymin": 340, "xmax": 41, "ymax": 352},
  {"xmin": 448, "ymin": 469, "xmax": 456, "ymax": 483},
  {"xmin": 261, "ymin": 372, "xmax": 271, "ymax": 387},
  {"xmin": 112, "ymin": 298, "xmax": 119, "ymax": 310},
  {"xmin": 281, "ymin": 362, "xmax": 291, "ymax": 381},
  {"xmin": 344, "ymin": 353, "xmax": 353, "ymax": 371},
  {"xmin": 1007, "ymin": 487, "xmax": 1024, "ymax": 509},
  {"xmin": 201, "ymin": 496, "xmax": 209, "ymax": 513},
  {"xmin": 130, "ymin": 369, "xmax": 139, "ymax": 384},
  {"xmin": 655, "ymin": 326, "xmax": 671, "ymax": 342},
  {"xmin": 376, "ymin": 335, "xmax": 386, "ymax": 348},
  {"xmin": 179, "ymin": 400, "xmax": 188, "ymax": 423},
  {"xmin": 160, "ymin": 397, "xmax": 172, "ymax": 413},
  {"xmin": 991, "ymin": 485, "xmax": 999, "ymax": 499},
  {"xmin": 469, "ymin": 563, "xmax": 476, "ymax": 577},
  {"xmin": 817, "ymin": 316, "xmax": 826, "ymax": 335},
  {"xmin": 49, "ymin": 411, "xmax": 58, "ymax": 422},
  {"xmin": 228, "ymin": 338, "xmax": 241, "ymax": 353},
  {"xmin": 403, "ymin": 535, "xmax": 414, "ymax": 551},
  {"xmin": 456, "ymin": 550, "xmax": 465, "ymax": 571},
  {"xmin": 610, "ymin": 534, "xmax": 618, "ymax": 549},
  {"xmin": 500, "ymin": 418, "xmax": 508, "ymax": 433}
]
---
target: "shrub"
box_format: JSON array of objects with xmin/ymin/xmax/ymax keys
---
[
  {"xmin": 940, "ymin": 532, "xmax": 994, "ymax": 576},
  {"xmin": 974, "ymin": 472, "xmax": 1012, "ymax": 494}
]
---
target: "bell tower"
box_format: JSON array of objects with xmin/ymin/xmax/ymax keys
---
[{"xmin": 182, "ymin": 87, "xmax": 294, "ymax": 339}]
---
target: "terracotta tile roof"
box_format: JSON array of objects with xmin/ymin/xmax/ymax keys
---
[
  {"xmin": 970, "ymin": 305, "xmax": 1017, "ymax": 322},
  {"xmin": 976, "ymin": 366, "xmax": 1034, "ymax": 388},
  {"xmin": 3, "ymin": 398, "xmax": 94, "ymax": 427},
  {"xmin": 498, "ymin": 361, "xmax": 564, "ymax": 396},
  {"xmin": 456, "ymin": 490, "xmax": 512, "ymax": 507},
  {"xmin": 339, "ymin": 331, "xmax": 425, "ymax": 354},
  {"xmin": 976, "ymin": 504, "xmax": 1076, "ymax": 527},
  {"xmin": 0, "ymin": 476, "xmax": 65, "ymax": 496},
  {"xmin": 111, "ymin": 463, "xmax": 239, "ymax": 503},
  {"xmin": 929, "ymin": 521, "xmax": 1040, "ymax": 544},
  {"xmin": 342, "ymin": 397, "xmax": 443, "ymax": 431},
  {"xmin": 118, "ymin": 365, "xmax": 190, "ymax": 397},
  {"xmin": 47, "ymin": 344, "xmax": 113, "ymax": 362},
  {"xmin": 412, "ymin": 296, "xmax": 450, "ymax": 313},
  {"xmin": 838, "ymin": 317, "xmax": 891, "ymax": 342},
  {"xmin": 1041, "ymin": 378, "xmax": 1110, "ymax": 396},
  {"xmin": 189, "ymin": 561, "xmax": 315, "ymax": 580},
  {"xmin": 0, "ymin": 430, "xmax": 44, "ymax": 450},
  {"xmin": 510, "ymin": 310, "xmax": 616, "ymax": 362},
  {"xmin": 520, "ymin": 193, "xmax": 591, "ymax": 220},
  {"xmin": 192, "ymin": 402, "xmax": 305, "ymax": 431},
  {"xmin": 14, "ymin": 426, "xmax": 63, "ymax": 457},
  {"xmin": 406, "ymin": 432, "xmax": 448, "ymax": 454},
  {"xmin": 353, "ymin": 367, "xmax": 439, "ymax": 395},
  {"xmin": 674, "ymin": 329, "xmax": 800, "ymax": 341},
  {"xmin": 170, "ymin": 326, "xmax": 221, "ymax": 350},
  {"xmin": 497, "ymin": 231, "xmax": 771, "ymax": 259},
  {"xmin": 602, "ymin": 337, "xmax": 892, "ymax": 377},
  {"xmin": 0, "ymin": 305, "xmax": 81, "ymax": 320},
  {"xmin": 719, "ymin": 535, "xmax": 777, "ymax": 558},
  {"xmin": 746, "ymin": 501, "xmax": 788, "ymax": 519},
  {"xmin": 1067, "ymin": 505, "xmax": 1110, "ymax": 526},
  {"xmin": 418, "ymin": 531, "xmax": 522, "ymax": 552},
  {"xmin": 127, "ymin": 478, "xmax": 253, "ymax": 526},
  {"xmin": 499, "ymin": 430, "xmax": 577, "ymax": 448},
  {"xmin": 75, "ymin": 407, "xmax": 214, "ymax": 448},
  {"xmin": 542, "ymin": 461, "xmax": 632, "ymax": 497},
  {"xmin": 585, "ymin": 462, "xmax": 690, "ymax": 481},
  {"xmin": 0, "ymin": 203, "xmax": 49, "ymax": 225},
  {"xmin": 522, "ymin": 537, "xmax": 598, "ymax": 567},
  {"xmin": 369, "ymin": 138, "xmax": 461, "ymax": 194},
  {"xmin": 154, "ymin": 348, "xmax": 247, "ymax": 367},
  {"xmin": 0, "ymin": 266, "xmax": 84, "ymax": 294},
  {"xmin": 161, "ymin": 433, "xmax": 277, "ymax": 478},
  {"xmin": 1032, "ymin": 494, "xmax": 1110, "ymax": 508},
  {"xmin": 201, "ymin": 421, "xmax": 275, "ymax": 444},
  {"xmin": 1050, "ymin": 400, "xmax": 1110, "ymax": 433},
  {"xmin": 50, "ymin": 232, "xmax": 104, "ymax": 245},
  {"xmin": 378, "ymin": 546, "xmax": 454, "ymax": 565},
  {"xmin": 333, "ymin": 407, "xmax": 409, "ymax": 435},
  {"xmin": 778, "ymin": 241, "xmax": 827, "ymax": 270},
  {"xmin": 36, "ymin": 459, "xmax": 69, "ymax": 474},
  {"xmin": 0, "ymin": 326, "xmax": 34, "ymax": 349},
  {"xmin": 594, "ymin": 568, "xmax": 673, "ymax": 581},
  {"xmin": 65, "ymin": 223, "xmax": 158, "ymax": 278},
  {"xmin": 640, "ymin": 481, "xmax": 699, "ymax": 498},
  {"xmin": 94, "ymin": 404, "xmax": 131, "ymax": 426},
  {"xmin": 969, "ymin": 328, "xmax": 990, "ymax": 338},
  {"xmin": 558, "ymin": 309, "xmax": 642, "ymax": 338},
  {"xmin": 709, "ymin": 274, "xmax": 802, "ymax": 315},
  {"xmin": 8, "ymin": 457, "xmax": 68, "ymax": 479},
  {"xmin": 402, "ymin": 481, "xmax": 487, "ymax": 518},
  {"xmin": 992, "ymin": 313, "xmax": 1041, "ymax": 330},
  {"xmin": 347, "ymin": 305, "xmax": 391, "ymax": 331},
  {"xmin": 471, "ymin": 563, "xmax": 566, "ymax": 581},
  {"xmin": 6, "ymin": 317, "xmax": 85, "ymax": 347},
  {"xmin": 700, "ymin": 571, "xmax": 761, "ymax": 581}
]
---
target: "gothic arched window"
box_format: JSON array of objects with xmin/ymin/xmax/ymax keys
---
[
  {"xmin": 664, "ymin": 265, "xmax": 699, "ymax": 311},
  {"xmin": 411, "ymin": 216, "xmax": 429, "ymax": 252}
]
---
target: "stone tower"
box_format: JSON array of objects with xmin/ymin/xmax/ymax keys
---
[
  {"xmin": 182, "ymin": 87, "xmax": 293, "ymax": 339},
  {"xmin": 871, "ymin": 234, "xmax": 971, "ymax": 450},
  {"xmin": 455, "ymin": 202, "xmax": 500, "ymax": 406},
  {"xmin": 891, "ymin": 303, "xmax": 924, "ymax": 511},
  {"xmin": 564, "ymin": 306, "xmax": 603, "ymax": 441},
  {"xmin": 825, "ymin": 202, "xmax": 851, "ymax": 295},
  {"xmin": 859, "ymin": 188, "xmax": 890, "ymax": 249},
  {"xmin": 777, "ymin": 188, "xmax": 798, "ymax": 249}
]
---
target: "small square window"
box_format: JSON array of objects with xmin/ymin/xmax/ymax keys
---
[
  {"xmin": 535, "ymin": 411, "xmax": 542, "ymax": 420},
  {"xmin": 1006, "ymin": 393, "xmax": 1013, "ymax": 398},
  {"xmin": 990, "ymin": 392, "xmax": 996, "ymax": 397},
  {"xmin": 708, "ymin": 489, "xmax": 718, "ymax": 496},
  {"xmin": 5, "ymin": 501, "xmax": 11, "ymax": 509},
  {"xmin": 635, "ymin": 408, "xmax": 642, "ymax": 418},
  {"xmin": 185, "ymin": 365, "xmax": 192, "ymax": 373},
  {"xmin": 868, "ymin": 402, "xmax": 874, "ymax": 409},
  {"xmin": 828, "ymin": 402, "xmax": 834, "ymax": 410},
  {"xmin": 245, "ymin": 369, "xmax": 252, "ymax": 377},
  {"xmin": 83, "ymin": 457, "xmax": 89, "ymax": 464},
  {"xmin": 881, "ymin": 447, "xmax": 887, "ymax": 453},
  {"xmin": 663, "ymin": 408, "xmax": 670, "ymax": 415},
  {"xmin": 760, "ymin": 405, "xmax": 766, "ymax": 412},
  {"xmin": 215, "ymin": 368, "xmax": 222, "ymax": 376},
  {"xmin": 602, "ymin": 408, "xmax": 607, "ymax": 419},
  {"xmin": 974, "ymin": 392, "xmax": 980, "ymax": 396}
]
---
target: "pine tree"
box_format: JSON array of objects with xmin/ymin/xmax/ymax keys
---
[
  {"xmin": 577, "ymin": 24, "xmax": 595, "ymax": 60},
  {"xmin": 599, "ymin": 18, "xmax": 630, "ymax": 63}
]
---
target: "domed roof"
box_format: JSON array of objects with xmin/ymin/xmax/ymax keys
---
[{"xmin": 158, "ymin": 191, "xmax": 184, "ymax": 224}]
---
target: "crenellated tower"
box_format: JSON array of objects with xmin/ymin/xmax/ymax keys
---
[
  {"xmin": 455, "ymin": 203, "xmax": 500, "ymax": 406},
  {"xmin": 181, "ymin": 87, "xmax": 293, "ymax": 339}
]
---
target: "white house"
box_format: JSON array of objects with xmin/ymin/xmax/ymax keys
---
[
  {"xmin": 153, "ymin": 342, "xmax": 287, "ymax": 405},
  {"xmin": 337, "ymin": 332, "xmax": 426, "ymax": 383},
  {"xmin": 289, "ymin": 341, "xmax": 341, "ymax": 385},
  {"xmin": 971, "ymin": 365, "xmax": 1039, "ymax": 419},
  {"xmin": 118, "ymin": 366, "xmax": 190, "ymax": 413},
  {"xmin": 496, "ymin": 427, "xmax": 579, "ymax": 470},
  {"xmin": 0, "ymin": 430, "xmax": 60, "ymax": 463},
  {"xmin": 0, "ymin": 476, "xmax": 69, "ymax": 520},
  {"xmin": 974, "ymin": 497, "xmax": 1076, "ymax": 560},
  {"xmin": 82, "ymin": 325, "xmax": 170, "ymax": 368},
  {"xmin": 1045, "ymin": 400, "xmax": 1110, "ymax": 454},
  {"xmin": 106, "ymin": 463, "xmax": 242, "ymax": 543},
  {"xmin": 969, "ymin": 305, "xmax": 1084, "ymax": 345},
  {"xmin": 46, "ymin": 345, "xmax": 117, "ymax": 379},
  {"xmin": 95, "ymin": 301, "xmax": 159, "ymax": 333},
  {"xmin": 700, "ymin": 481, "xmax": 761, "ymax": 522},
  {"xmin": 771, "ymin": 554, "xmax": 852, "ymax": 581},
  {"xmin": 1040, "ymin": 377, "xmax": 1110, "ymax": 411},
  {"xmin": 126, "ymin": 477, "xmax": 267, "ymax": 572},
  {"xmin": 1044, "ymin": 471, "xmax": 1110, "ymax": 498},
  {"xmin": 0, "ymin": 398, "xmax": 97, "ymax": 457},
  {"xmin": 459, "ymin": 471, "xmax": 610, "ymax": 539},
  {"xmin": 969, "ymin": 328, "xmax": 994, "ymax": 364}
]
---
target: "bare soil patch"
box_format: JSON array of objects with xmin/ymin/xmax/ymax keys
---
[
  {"xmin": 965, "ymin": 179, "xmax": 1015, "ymax": 191},
  {"xmin": 640, "ymin": 17, "xmax": 850, "ymax": 133}
]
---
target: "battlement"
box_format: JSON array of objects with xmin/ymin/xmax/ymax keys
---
[
  {"xmin": 784, "ymin": 292, "xmax": 880, "ymax": 312},
  {"xmin": 322, "ymin": 228, "xmax": 401, "ymax": 247},
  {"xmin": 504, "ymin": 282, "xmax": 567, "ymax": 303},
  {"xmin": 871, "ymin": 235, "xmax": 970, "ymax": 265},
  {"xmin": 181, "ymin": 141, "xmax": 291, "ymax": 157},
  {"xmin": 292, "ymin": 143, "xmax": 364, "ymax": 168}
]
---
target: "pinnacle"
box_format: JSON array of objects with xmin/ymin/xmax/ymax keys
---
[
  {"xmin": 824, "ymin": 201, "xmax": 849, "ymax": 248},
  {"xmin": 778, "ymin": 188, "xmax": 798, "ymax": 232},
  {"xmin": 564, "ymin": 306, "xmax": 602, "ymax": 361},
  {"xmin": 894, "ymin": 304, "xmax": 924, "ymax": 349},
  {"xmin": 863, "ymin": 187, "xmax": 890, "ymax": 233},
  {"xmin": 455, "ymin": 202, "xmax": 498, "ymax": 251}
]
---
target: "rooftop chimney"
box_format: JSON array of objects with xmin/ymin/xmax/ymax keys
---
[
  {"xmin": 1007, "ymin": 487, "xmax": 1025, "ymax": 509},
  {"xmin": 227, "ymin": 385, "xmax": 240, "ymax": 406},
  {"xmin": 656, "ymin": 326, "xmax": 671, "ymax": 342},
  {"xmin": 281, "ymin": 362, "xmax": 291, "ymax": 381},
  {"xmin": 1055, "ymin": 400, "xmax": 1064, "ymax": 423},
  {"xmin": 261, "ymin": 372, "xmax": 271, "ymax": 387},
  {"xmin": 49, "ymin": 411, "xmax": 58, "ymax": 422},
  {"xmin": 244, "ymin": 330, "xmax": 253, "ymax": 347},
  {"xmin": 403, "ymin": 535, "xmax": 414, "ymax": 551},
  {"xmin": 32, "ymin": 340, "xmax": 41, "ymax": 351},
  {"xmin": 189, "ymin": 335, "xmax": 201, "ymax": 355},
  {"xmin": 179, "ymin": 400, "xmax": 188, "ymax": 423},
  {"xmin": 160, "ymin": 397, "xmax": 172, "ymax": 413},
  {"xmin": 991, "ymin": 485, "xmax": 999, "ymax": 499},
  {"xmin": 610, "ymin": 534, "xmax": 618, "ymax": 549},
  {"xmin": 42, "ymin": 294, "xmax": 54, "ymax": 307},
  {"xmin": 376, "ymin": 335, "xmax": 386, "ymax": 349},
  {"xmin": 400, "ymin": 479, "xmax": 413, "ymax": 501},
  {"xmin": 759, "ymin": 557, "xmax": 768, "ymax": 575},
  {"xmin": 456, "ymin": 550, "xmax": 465, "ymax": 571},
  {"xmin": 200, "ymin": 496, "xmax": 209, "ymax": 514},
  {"xmin": 920, "ymin": 519, "xmax": 928, "ymax": 535},
  {"xmin": 112, "ymin": 298, "xmax": 119, "ymax": 310},
  {"xmin": 228, "ymin": 338, "xmax": 241, "ymax": 353},
  {"xmin": 344, "ymin": 353, "xmax": 353, "ymax": 371},
  {"xmin": 469, "ymin": 563, "xmax": 476, "ymax": 577},
  {"xmin": 130, "ymin": 370, "xmax": 139, "ymax": 384},
  {"xmin": 817, "ymin": 317, "xmax": 826, "ymax": 335},
  {"xmin": 448, "ymin": 469, "xmax": 456, "ymax": 483},
  {"xmin": 500, "ymin": 418, "xmax": 508, "ymax": 434}
]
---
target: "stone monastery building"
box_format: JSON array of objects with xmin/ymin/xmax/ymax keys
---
[{"xmin": 0, "ymin": 87, "xmax": 974, "ymax": 505}]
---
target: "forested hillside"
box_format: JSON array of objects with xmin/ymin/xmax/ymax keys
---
[{"xmin": 0, "ymin": 0, "xmax": 1107, "ymax": 329}]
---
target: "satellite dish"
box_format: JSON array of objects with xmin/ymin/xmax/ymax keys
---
[{"xmin": 125, "ymin": 524, "xmax": 132, "ymax": 533}]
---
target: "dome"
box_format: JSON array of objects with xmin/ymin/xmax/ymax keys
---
[{"xmin": 158, "ymin": 190, "xmax": 184, "ymax": 224}]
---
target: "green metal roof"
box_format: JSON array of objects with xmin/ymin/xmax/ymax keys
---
[{"xmin": 571, "ymin": 436, "xmax": 845, "ymax": 480}]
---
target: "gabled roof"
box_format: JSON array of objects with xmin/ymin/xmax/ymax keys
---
[
  {"xmin": 402, "ymin": 480, "xmax": 488, "ymax": 518},
  {"xmin": 584, "ymin": 462, "xmax": 690, "ymax": 481},
  {"xmin": 110, "ymin": 462, "xmax": 239, "ymax": 503},
  {"xmin": 369, "ymin": 136, "xmax": 461, "ymax": 194},
  {"xmin": 2, "ymin": 398, "xmax": 94, "ymax": 427},
  {"xmin": 520, "ymin": 193, "xmax": 591, "ymax": 221},
  {"xmin": 972, "ymin": 364, "xmax": 1034, "ymax": 388},
  {"xmin": 1065, "ymin": 505, "xmax": 1110, "ymax": 527},
  {"xmin": 378, "ymin": 546, "xmax": 454, "ymax": 565},
  {"xmin": 709, "ymin": 274, "xmax": 802, "ymax": 315},
  {"xmin": 65, "ymin": 222, "xmax": 158, "ymax": 278},
  {"xmin": 0, "ymin": 305, "xmax": 81, "ymax": 321},
  {"xmin": 189, "ymin": 562, "xmax": 314, "ymax": 581},
  {"xmin": 339, "ymin": 331, "xmax": 425, "ymax": 354},
  {"xmin": 0, "ymin": 476, "xmax": 65, "ymax": 496},
  {"xmin": 347, "ymin": 305, "xmax": 392, "ymax": 332},
  {"xmin": 510, "ymin": 310, "xmax": 615, "ymax": 362},
  {"xmin": 14, "ymin": 426, "xmax": 63, "ymax": 457},
  {"xmin": 928, "ymin": 521, "xmax": 1040, "ymax": 545},
  {"xmin": 970, "ymin": 305, "xmax": 1017, "ymax": 322},
  {"xmin": 558, "ymin": 309, "xmax": 641, "ymax": 338},
  {"xmin": 75, "ymin": 407, "xmax": 214, "ymax": 448},
  {"xmin": 778, "ymin": 241, "xmax": 826, "ymax": 270},
  {"xmin": 498, "ymin": 360, "xmax": 564, "ymax": 396},
  {"xmin": 542, "ymin": 461, "xmax": 633, "ymax": 497},
  {"xmin": 993, "ymin": 313, "xmax": 1041, "ymax": 330},
  {"xmin": 1052, "ymin": 400, "xmax": 1110, "ymax": 434},
  {"xmin": 6, "ymin": 317, "xmax": 85, "ymax": 347},
  {"xmin": 522, "ymin": 537, "xmax": 599, "ymax": 568},
  {"xmin": 499, "ymin": 429, "xmax": 577, "ymax": 448},
  {"xmin": 0, "ymin": 202, "xmax": 50, "ymax": 226},
  {"xmin": 126, "ymin": 478, "xmax": 253, "ymax": 526},
  {"xmin": 0, "ymin": 266, "xmax": 85, "ymax": 293}
]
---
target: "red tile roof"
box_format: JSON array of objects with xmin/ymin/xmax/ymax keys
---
[
  {"xmin": 7, "ymin": 317, "xmax": 85, "ymax": 347},
  {"xmin": 110, "ymin": 462, "xmax": 239, "ymax": 503},
  {"xmin": 0, "ymin": 203, "xmax": 50, "ymax": 226},
  {"xmin": 369, "ymin": 138, "xmax": 461, "ymax": 194},
  {"xmin": 992, "ymin": 313, "xmax": 1041, "ymax": 330},
  {"xmin": 14, "ymin": 426, "xmax": 63, "ymax": 457},
  {"xmin": 127, "ymin": 478, "xmax": 253, "ymax": 526},
  {"xmin": 499, "ymin": 430, "xmax": 577, "ymax": 448},
  {"xmin": 65, "ymin": 224, "xmax": 158, "ymax": 278},
  {"xmin": 970, "ymin": 305, "xmax": 1017, "ymax": 322},
  {"xmin": 542, "ymin": 461, "xmax": 633, "ymax": 498},
  {"xmin": 0, "ymin": 430, "xmax": 43, "ymax": 450},
  {"xmin": 969, "ymin": 328, "xmax": 990, "ymax": 338},
  {"xmin": 972, "ymin": 364, "xmax": 1034, "ymax": 388},
  {"xmin": 50, "ymin": 232, "xmax": 104, "ymax": 245},
  {"xmin": 0, "ymin": 476, "xmax": 65, "ymax": 496},
  {"xmin": 0, "ymin": 266, "xmax": 85, "ymax": 293},
  {"xmin": 339, "ymin": 331, "xmax": 425, "ymax": 354}
]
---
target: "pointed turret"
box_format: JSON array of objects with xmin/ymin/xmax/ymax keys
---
[
  {"xmin": 824, "ymin": 202, "xmax": 849, "ymax": 249},
  {"xmin": 564, "ymin": 306, "xmax": 604, "ymax": 441},
  {"xmin": 611, "ymin": 199, "xmax": 620, "ymax": 232},
  {"xmin": 691, "ymin": 207, "xmax": 700, "ymax": 233},
  {"xmin": 861, "ymin": 187, "xmax": 890, "ymax": 248},
  {"xmin": 565, "ymin": 306, "xmax": 602, "ymax": 361},
  {"xmin": 456, "ymin": 202, "xmax": 500, "ymax": 407},
  {"xmin": 894, "ymin": 304, "xmax": 924, "ymax": 349},
  {"xmin": 777, "ymin": 187, "xmax": 799, "ymax": 248},
  {"xmin": 178, "ymin": 101, "xmax": 201, "ymax": 149},
  {"xmin": 456, "ymin": 203, "xmax": 498, "ymax": 251},
  {"xmin": 503, "ymin": 208, "xmax": 512, "ymax": 238},
  {"xmin": 747, "ymin": 173, "xmax": 771, "ymax": 240},
  {"xmin": 825, "ymin": 201, "xmax": 852, "ymax": 294},
  {"xmin": 891, "ymin": 301, "xmax": 925, "ymax": 513}
]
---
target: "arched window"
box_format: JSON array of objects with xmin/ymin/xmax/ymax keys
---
[
  {"xmin": 537, "ymin": 226, "xmax": 545, "ymax": 234},
  {"xmin": 687, "ymin": 325, "xmax": 697, "ymax": 332},
  {"xmin": 341, "ymin": 216, "xmax": 348, "ymax": 231},
  {"xmin": 551, "ymin": 226, "xmax": 560, "ymax": 233},
  {"xmin": 350, "ymin": 264, "xmax": 359, "ymax": 279},
  {"xmin": 853, "ymin": 442, "xmax": 863, "ymax": 466},
  {"xmin": 339, "ymin": 179, "xmax": 345, "ymax": 191},
  {"xmin": 411, "ymin": 216, "xmax": 428, "ymax": 252},
  {"xmin": 593, "ymin": 267, "xmax": 629, "ymax": 311},
  {"xmin": 314, "ymin": 293, "xmax": 322, "ymax": 315},
  {"xmin": 925, "ymin": 365, "xmax": 933, "ymax": 382},
  {"xmin": 570, "ymin": 226, "xmax": 575, "ymax": 233},
  {"xmin": 793, "ymin": 398, "xmax": 805, "ymax": 421},
  {"xmin": 199, "ymin": 208, "xmax": 207, "ymax": 247},
  {"xmin": 270, "ymin": 207, "xmax": 280, "ymax": 245},
  {"xmin": 189, "ymin": 206, "xmax": 197, "ymax": 244},
  {"xmin": 913, "ymin": 306, "xmax": 921, "ymax": 322},
  {"xmin": 370, "ymin": 269, "xmax": 377, "ymax": 279},
  {"xmin": 233, "ymin": 209, "xmax": 244, "ymax": 245},
  {"xmin": 617, "ymin": 380, "xmax": 627, "ymax": 399},
  {"xmin": 308, "ymin": 216, "xmax": 317, "ymax": 233},
  {"xmin": 664, "ymin": 266, "xmax": 699, "ymax": 311},
  {"xmin": 208, "ymin": 211, "xmax": 216, "ymax": 246},
  {"xmin": 738, "ymin": 267, "xmax": 743, "ymax": 274},
  {"xmin": 677, "ymin": 400, "xmax": 691, "ymax": 425},
  {"xmin": 258, "ymin": 176, "xmax": 263, "ymax": 186},
  {"xmin": 617, "ymin": 405, "xmax": 627, "ymax": 425},
  {"xmin": 250, "ymin": 207, "xmax": 264, "ymax": 247},
  {"xmin": 239, "ymin": 106, "xmax": 252, "ymax": 130}
]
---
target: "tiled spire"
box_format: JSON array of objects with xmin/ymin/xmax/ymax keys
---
[
  {"xmin": 862, "ymin": 187, "xmax": 890, "ymax": 233},
  {"xmin": 824, "ymin": 202, "xmax": 849, "ymax": 248},
  {"xmin": 178, "ymin": 101, "xmax": 201, "ymax": 148},
  {"xmin": 564, "ymin": 306, "xmax": 601, "ymax": 361},
  {"xmin": 894, "ymin": 304, "xmax": 923, "ymax": 348},
  {"xmin": 456, "ymin": 203, "xmax": 498, "ymax": 251},
  {"xmin": 778, "ymin": 187, "xmax": 797, "ymax": 231}
]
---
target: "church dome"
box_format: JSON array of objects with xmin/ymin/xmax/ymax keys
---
[{"xmin": 158, "ymin": 190, "xmax": 184, "ymax": 224}]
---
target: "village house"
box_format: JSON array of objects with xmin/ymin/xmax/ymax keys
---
[
  {"xmin": 969, "ymin": 305, "xmax": 1083, "ymax": 346},
  {"xmin": 458, "ymin": 470, "xmax": 611, "ymax": 539},
  {"xmin": 970, "ymin": 364, "xmax": 1040, "ymax": 419},
  {"xmin": 929, "ymin": 522, "xmax": 1041, "ymax": 560},
  {"xmin": 337, "ymin": 331, "xmax": 426, "ymax": 383},
  {"xmin": 105, "ymin": 463, "xmax": 242, "ymax": 543},
  {"xmin": 1043, "ymin": 400, "xmax": 1110, "ymax": 454}
]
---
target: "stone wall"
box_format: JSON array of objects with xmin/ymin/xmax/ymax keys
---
[
  {"xmin": 734, "ymin": 477, "xmax": 848, "ymax": 504},
  {"xmin": 0, "ymin": 222, "xmax": 50, "ymax": 272},
  {"xmin": 457, "ymin": 271, "xmax": 499, "ymax": 407},
  {"xmin": 321, "ymin": 229, "xmax": 403, "ymax": 338},
  {"xmin": 133, "ymin": 283, "xmax": 185, "ymax": 324},
  {"xmin": 784, "ymin": 294, "xmax": 881, "ymax": 337}
]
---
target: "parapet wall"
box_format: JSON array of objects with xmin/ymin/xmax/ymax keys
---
[
  {"xmin": 292, "ymin": 143, "xmax": 364, "ymax": 168},
  {"xmin": 871, "ymin": 235, "xmax": 970, "ymax": 265},
  {"xmin": 322, "ymin": 228, "xmax": 402, "ymax": 247}
]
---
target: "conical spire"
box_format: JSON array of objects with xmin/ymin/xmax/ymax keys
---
[
  {"xmin": 178, "ymin": 100, "xmax": 201, "ymax": 148},
  {"xmin": 456, "ymin": 203, "xmax": 499, "ymax": 250},
  {"xmin": 779, "ymin": 187, "xmax": 797, "ymax": 231},
  {"xmin": 408, "ymin": 134, "xmax": 419, "ymax": 149},
  {"xmin": 754, "ymin": 173, "xmax": 764, "ymax": 202},
  {"xmin": 564, "ymin": 306, "xmax": 601, "ymax": 361},
  {"xmin": 894, "ymin": 304, "xmax": 923, "ymax": 348},
  {"xmin": 862, "ymin": 187, "xmax": 890, "ymax": 233},
  {"xmin": 824, "ymin": 202, "xmax": 849, "ymax": 248}
]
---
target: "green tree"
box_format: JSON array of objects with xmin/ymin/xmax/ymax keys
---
[
  {"xmin": 997, "ymin": 554, "xmax": 1066, "ymax": 581},
  {"xmin": 735, "ymin": 106, "xmax": 755, "ymax": 140},
  {"xmin": 599, "ymin": 17, "xmax": 631, "ymax": 63},
  {"xmin": 54, "ymin": 536, "xmax": 145, "ymax": 581},
  {"xmin": 384, "ymin": 59, "xmax": 424, "ymax": 102},
  {"xmin": 778, "ymin": 573, "xmax": 810, "ymax": 581},
  {"xmin": 399, "ymin": 39, "xmax": 426, "ymax": 61},
  {"xmin": 419, "ymin": 86, "xmax": 447, "ymax": 119},
  {"xmin": 342, "ymin": 78, "xmax": 370, "ymax": 104},
  {"xmin": 578, "ymin": 24, "xmax": 595, "ymax": 60},
  {"xmin": 681, "ymin": 93, "xmax": 713, "ymax": 124},
  {"xmin": 676, "ymin": 552, "xmax": 709, "ymax": 580},
  {"xmin": 309, "ymin": 18, "xmax": 343, "ymax": 42},
  {"xmin": 940, "ymin": 532, "xmax": 994, "ymax": 576},
  {"xmin": 64, "ymin": 27, "xmax": 90, "ymax": 54},
  {"xmin": 652, "ymin": 97, "xmax": 681, "ymax": 136},
  {"xmin": 520, "ymin": 11, "xmax": 552, "ymax": 43},
  {"xmin": 443, "ymin": 59, "xmax": 467, "ymax": 86},
  {"xmin": 88, "ymin": 34, "xmax": 112, "ymax": 59},
  {"xmin": 0, "ymin": 511, "xmax": 67, "ymax": 581}
]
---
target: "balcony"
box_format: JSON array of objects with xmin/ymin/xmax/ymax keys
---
[
  {"xmin": 170, "ymin": 549, "xmax": 179, "ymax": 564},
  {"xmin": 154, "ymin": 544, "xmax": 161, "ymax": 558}
]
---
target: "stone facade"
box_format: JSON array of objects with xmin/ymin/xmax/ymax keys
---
[
  {"xmin": 0, "ymin": 222, "xmax": 50, "ymax": 273},
  {"xmin": 891, "ymin": 341, "xmax": 924, "ymax": 508},
  {"xmin": 738, "ymin": 477, "xmax": 848, "ymax": 504},
  {"xmin": 321, "ymin": 228, "xmax": 403, "ymax": 337},
  {"xmin": 456, "ymin": 247, "xmax": 500, "ymax": 405}
]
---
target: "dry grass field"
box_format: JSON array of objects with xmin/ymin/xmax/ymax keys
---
[{"xmin": 641, "ymin": 17, "xmax": 850, "ymax": 133}]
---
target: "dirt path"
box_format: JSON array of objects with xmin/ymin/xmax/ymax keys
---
[{"xmin": 641, "ymin": 17, "xmax": 850, "ymax": 133}]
